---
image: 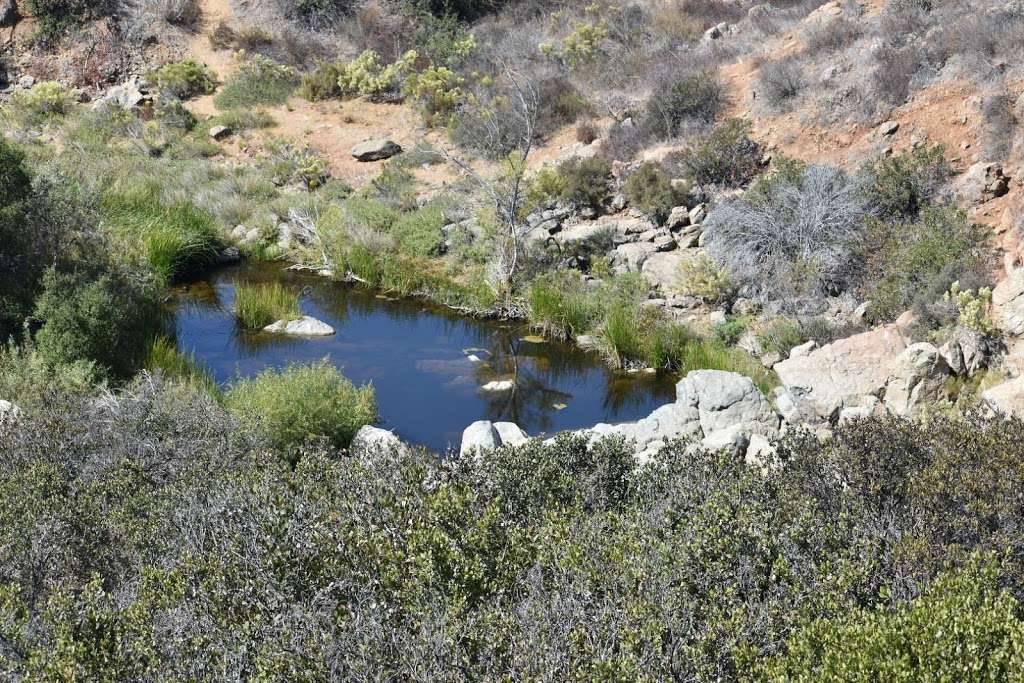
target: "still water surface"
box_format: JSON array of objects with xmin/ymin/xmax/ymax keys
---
[{"xmin": 173, "ymin": 263, "xmax": 676, "ymax": 452}]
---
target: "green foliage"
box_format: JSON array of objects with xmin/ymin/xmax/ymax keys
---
[
  {"xmin": 391, "ymin": 203, "xmax": 446, "ymax": 257},
  {"xmin": 759, "ymin": 561, "xmax": 1024, "ymax": 682},
  {"xmin": 678, "ymin": 251, "xmax": 735, "ymax": 304},
  {"xmin": 33, "ymin": 268, "xmax": 161, "ymax": 380},
  {"xmin": 403, "ymin": 65, "xmax": 463, "ymax": 126},
  {"xmin": 865, "ymin": 207, "xmax": 994, "ymax": 323},
  {"xmin": 678, "ymin": 118, "xmax": 764, "ymax": 188},
  {"xmin": 150, "ymin": 59, "xmax": 217, "ymax": 99},
  {"xmin": 865, "ymin": 143, "xmax": 950, "ymax": 221},
  {"xmin": 0, "ymin": 138, "xmax": 35, "ymax": 337},
  {"xmin": 233, "ymin": 281, "xmax": 301, "ymax": 329},
  {"xmin": 224, "ymin": 360, "xmax": 377, "ymax": 451},
  {"xmin": 5, "ymin": 380, "xmax": 1024, "ymax": 678},
  {"xmin": 214, "ymin": 55, "xmax": 298, "ymax": 109},
  {"xmin": 527, "ymin": 270, "xmax": 605, "ymax": 339},
  {"xmin": 337, "ymin": 50, "xmax": 417, "ymax": 98},
  {"xmin": 6, "ymin": 81, "xmax": 75, "ymax": 126},
  {"xmin": 644, "ymin": 70, "xmax": 723, "ymax": 139},
  {"xmin": 101, "ymin": 187, "xmax": 221, "ymax": 282},
  {"xmin": 528, "ymin": 156, "xmax": 612, "ymax": 212},
  {"xmin": 712, "ymin": 316, "xmax": 747, "ymax": 346},
  {"xmin": 207, "ymin": 108, "xmax": 277, "ymax": 132},
  {"xmin": 22, "ymin": 0, "xmax": 114, "ymax": 35},
  {"xmin": 298, "ymin": 59, "xmax": 343, "ymax": 101},
  {"xmin": 145, "ymin": 335, "xmax": 218, "ymax": 396},
  {"xmin": 623, "ymin": 162, "xmax": 684, "ymax": 224},
  {"xmin": 263, "ymin": 140, "xmax": 329, "ymax": 190}
]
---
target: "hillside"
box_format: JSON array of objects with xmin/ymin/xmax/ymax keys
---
[{"xmin": 5, "ymin": 0, "xmax": 1024, "ymax": 678}]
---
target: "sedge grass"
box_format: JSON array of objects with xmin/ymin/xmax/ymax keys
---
[{"xmin": 234, "ymin": 282, "xmax": 301, "ymax": 329}]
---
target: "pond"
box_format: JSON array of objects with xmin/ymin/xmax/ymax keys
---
[{"xmin": 172, "ymin": 262, "xmax": 678, "ymax": 452}]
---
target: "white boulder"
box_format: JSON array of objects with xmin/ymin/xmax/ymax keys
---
[{"xmin": 263, "ymin": 316, "xmax": 335, "ymax": 336}]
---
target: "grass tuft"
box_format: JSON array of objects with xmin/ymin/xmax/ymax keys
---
[{"xmin": 234, "ymin": 282, "xmax": 301, "ymax": 329}]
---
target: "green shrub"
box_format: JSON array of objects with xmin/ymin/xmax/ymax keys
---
[
  {"xmin": 759, "ymin": 561, "xmax": 1024, "ymax": 682},
  {"xmin": 6, "ymin": 81, "xmax": 75, "ymax": 126},
  {"xmin": 623, "ymin": 162, "xmax": 683, "ymax": 224},
  {"xmin": 346, "ymin": 197, "xmax": 400, "ymax": 232},
  {"xmin": 214, "ymin": 55, "xmax": 298, "ymax": 109},
  {"xmin": 865, "ymin": 143, "xmax": 950, "ymax": 221},
  {"xmin": 337, "ymin": 50, "xmax": 417, "ymax": 99},
  {"xmin": 864, "ymin": 207, "xmax": 994, "ymax": 323},
  {"xmin": 391, "ymin": 204, "xmax": 446, "ymax": 258},
  {"xmin": 22, "ymin": 0, "xmax": 114, "ymax": 35},
  {"xmin": 527, "ymin": 156, "xmax": 611, "ymax": 212},
  {"xmin": 224, "ymin": 360, "xmax": 377, "ymax": 451},
  {"xmin": 150, "ymin": 59, "xmax": 217, "ymax": 99},
  {"xmin": 234, "ymin": 282, "xmax": 301, "ymax": 329},
  {"xmin": 644, "ymin": 70, "xmax": 723, "ymax": 139},
  {"xmin": 207, "ymin": 109, "xmax": 277, "ymax": 132},
  {"xmin": 677, "ymin": 118, "xmax": 763, "ymax": 188},
  {"xmin": 678, "ymin": 251, "xmax": 735, "ymax": 304},
  {"xmin": 263, "ymin": 140, "xmax": 329, "ymax": 190},
  {"xmin": 33, "ymin": 267, "xmax": 161, "ymax": 380},
  {"xmin": 712, "ymin": 316, "xmax": 747, "ymax": 346},
  {"xmin": 298, "ymin": 60, "xmax": 343, "ymax": 101},
  {"xmin": 0, "ymin": 138, "xmax": 36, "ymax": 337}
]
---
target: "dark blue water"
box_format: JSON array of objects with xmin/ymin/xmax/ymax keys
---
[{"xmin": 172, "ymin": 263, "xmax": 676, "ymax": 452}]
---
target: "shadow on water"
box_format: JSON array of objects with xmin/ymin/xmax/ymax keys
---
[{"xmin": 171, "ymin": 261, "xmax": 678, "ymax": 452}]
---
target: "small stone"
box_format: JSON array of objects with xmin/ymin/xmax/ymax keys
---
[
  {"xmin": 480, "ymin": 380, "xmax": 515, "ymax": 392},
  {"xmin": 789, "ymin": 340, "xmax": 818, "ymax": 359},
  {"xmin": 877, "ymin": 120, "xmax": 899, "ymax": 137},
  {"xmin": 209, "ymin": 125, "xmax": 231, "ymax": 140},
  {"xmin": 689, "ymin": 204, "xmax": 708, "ymax": 225},
  {"xmin": 263, "ymin": 316, "xmax": 335, "ymax": 336},
  {"xmin": 351, "ymin": 138, "xmax": 402, "ymax": 161}
]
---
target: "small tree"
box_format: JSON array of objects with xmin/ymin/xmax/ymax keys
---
[{"xmin": 443, "ymin": 67, "xmax": 540, "ymax": 301}]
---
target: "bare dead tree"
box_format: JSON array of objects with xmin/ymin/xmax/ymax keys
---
[{"xmin": 439, "ymin": 65, "xmax": 539, "ymax": 301}]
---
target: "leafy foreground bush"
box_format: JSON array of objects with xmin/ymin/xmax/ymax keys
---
[
  {"xmin": 224, "ymin": 360, "xmax": 377, "ymax": 452},
  {"xmin": 214, "ymin": 55, "xmax": 298, "ymax": 109},
  {"xmin": 2, "ymin": 381, "xmax": 1024, "ymax": 680}
]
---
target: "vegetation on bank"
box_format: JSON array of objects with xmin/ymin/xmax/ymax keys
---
[{"xmin": 1, "ymin": 369, "xmax": 1023, "ymax": 679}]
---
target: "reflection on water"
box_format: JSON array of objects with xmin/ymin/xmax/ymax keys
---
[{"xmin": 171, "ymin": 262, "xmax": 677, "ymax": 452}]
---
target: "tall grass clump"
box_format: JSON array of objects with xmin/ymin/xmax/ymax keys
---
[
  {"xmin": 214, "ymin": 55, "xmax": 298, "ymax": 109},
  {"xmin": 527, "ymin": 272, "xmax": 604, "ymax": 340},
  {"xmin": 234, "ymin": 282, "xmax": 301, "ymax": 329},
  {"xmin": 145, "ymin": 335, "xmax": 218, "ymax": 396},
  {"xmin": 102, "ymin": 188, "xmax": 221, "ymax": 282},
  {"xmin": 224, "ymin": 360, "xmax": 378, "ymax": 452}
]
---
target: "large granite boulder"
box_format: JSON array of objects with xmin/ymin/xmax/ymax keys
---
[
  {"xmin": 883, "ymin": 343, "xmax": 950, "ymax": 416},
  {"xmin": 774, "ymin": 325, "xmax": 909, "ymax": 421},
  {"xmin": 982, "ymin": 376, "xmax": 1024, "ymax": 417}
]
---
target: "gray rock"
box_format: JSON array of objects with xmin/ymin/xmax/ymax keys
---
[
  {"xmin": 612, "ymin": 241, "xmax": 659, "ymax": 272},
  {"xmin": 789, "ymin": 340, "xmax": 818, "ymax": 359},
  {"xmin": 263, "ymin": 316, "xmax": 335, "ymax": 336},
  {"xmin": 350, "ymin": 425, "xmax": 409, "ymax": 456},
  {"xmin": 957, "ymin": 162, "xmax": 1010, "ymax": 205},
  {"xmin": 653, "ymin": 234, "xmax": 677, "ymax": 252},
  {"xmin": 666, "ymin": 206, "xmax": 691, "ymax": 230},
  {"xmin": 883, "ymin": 342, "xmax": 950, "ymax": 416},
  {"xmin": 994, "ymin": 268, "xmax": 1024, "ymax": 336},
  {"xmin": 494, "ymin": 421, "xmax": 529, "ymax": 447},
  {"xmin": 0, "ymin": 399, "xmax": 20, "ymax": 424},
  {"xmin": 676, "ymin": 369, "xmax": 780, "ymax": 438},
  {"xmin": 744, "ymin": 433, "xmax": 775, "ymax": 469},
  {"xmin": 731, "ymin": 297, "xmax": 760, "ymax": 316},
  {"xmin": 761, "ymin": 351, "xmax": 781, "ymax": 368},
  {"xmin": 708, "ymin": 310, "xmax": 727, "ymax": 326},
  {"xmin": 351, "ymin": 138, "xmax": 402, "ymax": 161},
  {"xmin": 877, "ymin": 120, "xmax": 900, "ymax": 137},
  {"xmin": 17, "ymin": 75, "xmax": 34, "ymax": 89},
  {"xmin": 460, "ymin": 420, "xmax": 501, "ymax": 457},
  {"xmin": 701, "ymin": 426, "xmax": 750, "ymax": 457},
  {"xmin": 689, "ymin": 204, "xmax": 708, "ymax": 225},
  {"xmin": 0, "ymin": 0, "xmax": 19, "ymax": 27},
  {"xmin": 209, "ymin": 125, "xmax": 232, "ymax": 140},
  {"xmin": 738, "ymin": 331, "xmax": 763, "ymax": 357}
]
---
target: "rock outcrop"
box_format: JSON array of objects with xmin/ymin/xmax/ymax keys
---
[
  {"xmin": 774, "ymin": 326, "xmax": 949, "ymax": 421},
  {"xmin": 993, "ymin": 269, "xmax": 1024, "ymax": 336}
]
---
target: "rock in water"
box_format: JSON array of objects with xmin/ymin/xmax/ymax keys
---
[
  {"xmin": 480, "ymin": 380, "xmax": 515, "ymax": 392},
  {"xmin": 493, "ymin": 422, "xmax": 528, "ymax": 447},
  {"xmin": 263, "ymin": 316, "xmax": 335, "ymax": 336},
  {"xmin": 351, "ymin": 139, "xmax": 402, "ymax": 161}
]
